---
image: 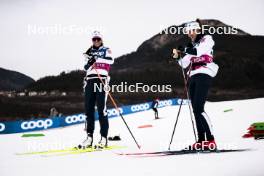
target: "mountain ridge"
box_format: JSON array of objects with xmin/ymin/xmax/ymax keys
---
[{"xmin": 0, "ymin": 67, "xmax": 35, "ymax": 91}]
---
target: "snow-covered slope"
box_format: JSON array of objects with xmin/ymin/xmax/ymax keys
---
[{"xmin": 0, "ymin": 98, "xmax": 264, "ymax": 176}]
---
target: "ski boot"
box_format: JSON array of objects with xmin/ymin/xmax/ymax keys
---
[
  {"xmin": 94, "ymin": 136, "xmax": 108, "ymax": 150},
  {"xmin": 77, "ymin": 133, "xmax": 93, "ymax": 149}
]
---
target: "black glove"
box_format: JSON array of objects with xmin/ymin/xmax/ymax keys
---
[
  {"xmin": 88, "ymin": 57, "xmax": 96, "ymax": 65},
  {"xmin": 186, "ymin": 43, "xmax": 194, "ymax": 48},
  {"xmin": 184, "ymin": 43, "xmax": 197, "ymax": 55},
  {"xmin": 84, "ymin": 63, "xmax": 90, "ymax": 70},
  {"xmin": 177, "ymin": 45, "xmax": 185, "ymax": 53},
  {"xmin": 84, "ymin": 56, "xmax": 96, "ymax": 70}
]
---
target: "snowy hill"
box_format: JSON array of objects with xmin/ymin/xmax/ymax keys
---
[{"xmin": 0, "ymin": 98, "xmax": 263, "ymax": 176}]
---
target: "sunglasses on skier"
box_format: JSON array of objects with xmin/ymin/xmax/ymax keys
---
[{"xmin": 92, "ymin": 37, "xmax": 102, "ymax": 42}]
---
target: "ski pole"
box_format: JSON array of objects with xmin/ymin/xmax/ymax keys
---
[
  {"xmin": 91, "ymin": 65, "xmax": 141, "ymax": 149},
  {"xmin": 168, "ymin": 59, "xmax": 197, "ymax": 150},
  {"xmin": 168, "ymin": 63, "xmax": 192, "ymax": 150},
  {"xmin": 180, "ymin": 61, "xmax": 197, "ymax": 142},
  {"xmin": 168, "ymin": 94, "xmax": 184, "ymax": 150}
]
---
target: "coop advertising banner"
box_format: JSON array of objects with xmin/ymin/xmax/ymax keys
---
[{"xmin": 0, "ymin": 98, "xmax": 186, "ymax": 134}]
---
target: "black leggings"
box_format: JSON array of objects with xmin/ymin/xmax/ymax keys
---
[
  {"xmin": 152, "ymin": 108, "xmax": 158, "ymax": 118},
  {"xmin": 189, "ymin": 74, "xmax": 214, "ymax": 142},
  {"xmin": 84, "ymin": 78, "xmax": 109, "ymax": 138}
]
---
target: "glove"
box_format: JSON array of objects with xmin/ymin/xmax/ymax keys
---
[
  {"xmin": 88, "ymin": 57, "xmax": 96, "ymax": 65},
  {"xmin": 186, "ymin": 43, "xmax": 194, "ymax": 48},
  {"xmin": 84, "ymin": 56, "xmax": 96, "ymax": 70},
  {"xmin": 177, "ymin": 45, "xmax": 185, "ymax": 53},
  {"xmin": 84, "ymin": 63, "xmax": 90, "ymax": 70}
]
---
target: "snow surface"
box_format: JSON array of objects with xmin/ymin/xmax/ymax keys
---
[{"xmin": 1, "ymin": 98, "xmax": 264, "ymax": 176}]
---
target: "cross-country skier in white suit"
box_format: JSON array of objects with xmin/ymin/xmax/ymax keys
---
[{"xmin": 173, "ymin": 20, "xmax": 219, "ymax": 150}]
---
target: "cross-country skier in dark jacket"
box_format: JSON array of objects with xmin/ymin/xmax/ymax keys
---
[
  {"xmin": 151, "ymin": 99, "xmax": 159, "ymax": 119},
  {"xmin": 78, "ymin": 31, "xmax": 114, "ymax": 149},
  {"xmin": 173, "ymin": 20, "xmax": 219, "ymax": 150}
]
